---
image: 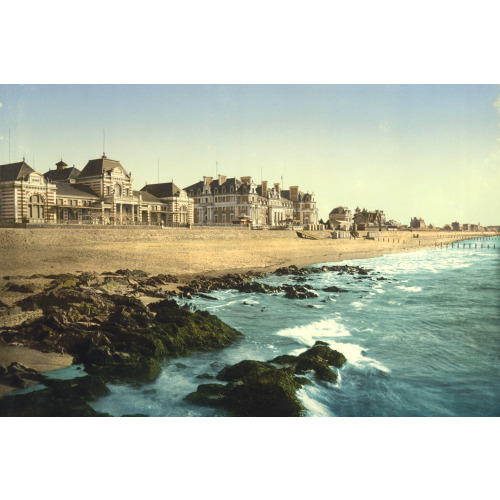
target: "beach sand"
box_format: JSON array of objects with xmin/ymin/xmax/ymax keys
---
[{"xmin": 0, "ymin": 227, "xmax": 483, "ymax": 279}]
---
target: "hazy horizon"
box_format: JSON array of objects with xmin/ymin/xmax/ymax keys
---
[{"xmin": 1, "ymin": 84, "xmax": 499, "ymax": 226}]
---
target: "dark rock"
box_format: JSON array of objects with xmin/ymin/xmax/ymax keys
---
[
  {"xmin": 196, "ymin": 373, "xmax": 215, "ymax": 380},
  {"xmin": 185, "ymin": 383, "xmax": 228, "ymax": 407},
  {"xmin": 115, "ymin": 269, "xmax": 149, "ymax": 280},
  {"xmin": 187, "ymin": 341, "xmax": 347, "ymax": 416},
  {"xmin": 294, "ymin": 342, "xmax": 347, "ymax": 383},
  {"xmin": 216, "ymin": 360, "xmax": 272, "ymax": 382},
  {"xmin": 323, "ymin": 286, "xmax": 349, "ymax": 293},
  {"xmin": 5, "ymin": 282, "xmax": 38, "ymax": 294},
  {"xmin": 198, "ymin": 294, "xmax": 218, "ymax": 301},
  {"xmin": 0, "ymin": 375, "xmax": 111, "ymax": 417},
  {"xmin": 283, "ymin": 285, "xmax": 318, "ymax": 299}
]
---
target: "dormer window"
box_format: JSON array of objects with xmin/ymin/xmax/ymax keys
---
[{"xmin": 214, "ymin": 188, "xmax": 218, "ymax": 194}]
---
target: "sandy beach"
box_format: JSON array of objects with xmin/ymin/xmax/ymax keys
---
[{"xmin": 0, "ymin": 227, "xmax": 486, "ymax": 279}]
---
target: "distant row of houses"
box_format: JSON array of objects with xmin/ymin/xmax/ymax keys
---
[
  {"xmin": 0, "ymin": 155, "xmax": 318, "ymax": 228},
  {"xmin": 327, "ymin": 206, "xmax": 391, "ymax": 231},
  {"xmin": 328, "ymin": 210, "xmax": 496, "ymax": 233}
]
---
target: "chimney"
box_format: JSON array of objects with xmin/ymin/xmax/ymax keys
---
[
  {"xmin": 289, "ymin": 186, "xmax": 299, "ymax": 202},
  {"xmin": 203, "ymin": 176, "xmax": 213, "ymax": 185},
  {"xmin": 218, "ymin": 174, "xmax": 227, "ymax": 185},
  {"xmin": 274, "ymin": 182, "xmax": 280, "ymax": 192},
  {"xmin": 56, "ymin": 160, "xmax": 68, "ymax": 171},
  {"xmin": 261, "ymin": 180, "xmax": 268, "ymax": 198},
  {"xmin": 240, "ymin": 176, "xmax": 252, "ymax": 184}
]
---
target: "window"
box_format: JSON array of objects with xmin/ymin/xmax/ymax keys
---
[{"xmin": 28, "ymin": 194, "xmax": 45, "ymax": 219}]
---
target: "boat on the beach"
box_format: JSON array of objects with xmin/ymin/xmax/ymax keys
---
[{"xmin": 296, "ymin": 230, "xmax": 321, "ymax": 240}]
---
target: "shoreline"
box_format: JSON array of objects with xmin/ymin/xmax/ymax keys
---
[
  {"xmin": 1, "ymin": 227, "xmax": 493, "ymax": 280},
  {"xmin": 1, "ymin": 228, "xmax": 497, "ymax": 401}
]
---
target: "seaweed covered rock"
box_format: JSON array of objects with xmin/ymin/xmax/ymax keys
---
[
  {"xmin": 3, "ymin": 288, "xmax": 242, "ymax": 385},
  {"xmin": 273, "ymin": 341, "xmax": 347, "ymax": 383},
  {"xmin": 186, "ymin": 341, "xmax": 347, "ymax": 417},
  {"xmin": 187, "ymin": 364, "xmax": 305, "ymax": 417}
]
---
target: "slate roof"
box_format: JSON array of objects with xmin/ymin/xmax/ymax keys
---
[
  {"xmin": 140, "ymin": 182, "xmax": 182, "ymax": 199},
  {"xmin": 184, "ymin": 180, "xmax": 205, "ymax": 193},
  {"xmin": 0, "ymin": 161, "xmax": 36, "ymax": 182},
  {"xmin": 78, "ymin": 156, "xmax": 129, "ymax": 178},
  {"xmin": 185, "ymin": 177, "xmax": 246, "ymax": 195},
  {"xmin": 55, "ymin": 183, "xmax": 100, "ymax": 199},
  {"xmin": 44, "ymin": 166, "xmax": 81, "ymax": 182},
  {"xmin": 138, "ymin": 190, "xmax": 162, "ymax": 203}
]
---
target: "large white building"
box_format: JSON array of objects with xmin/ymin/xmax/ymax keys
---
[
  {"xmin": 184, "ymin": 175, "xmax": 318, "ymax": 227},
  {"xmin": 0, "ymin": 156, "xmax": 193, "ymax": 226}
]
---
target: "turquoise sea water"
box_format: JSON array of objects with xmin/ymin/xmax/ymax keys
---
[{"xmin": 90, "ymin": 236, "xmax": 500, "ymax": 417}]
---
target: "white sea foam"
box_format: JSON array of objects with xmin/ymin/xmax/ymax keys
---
[
  {"xmin": 351, "ymin": 301, "xmax": 364, "ymax": 308},
  {"xmin": 275, "ymin": 318, "xmax": 351, "ymax": 345},
  {"xmin": 241, "ymin": 299, "xmax": 259, "ymax": 305},
  {"xmin": 298, "ymin": 388, "xmax": 332, "ymax": 417},
  {"xmin": 327, "ymin": 341, "xmax": 391, "ymax": 373},
  {"xmin": 396, "ymin": 285, "xmax": 422, "ymax": 292}
]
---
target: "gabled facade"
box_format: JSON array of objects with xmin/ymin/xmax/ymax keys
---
[
  {"xmin": 139, "ymin": 182, "xmax": 193, "ymax": 226},
  {"xmin": 185, "ymin": 175, "xmax": 314, "ymax": 227},
  {"xmin": 0, "ymin": 156, "xmax": 194, "ymax": 227},
  {"xmin": 281, "ymin": 186, "xmax": 318, "ymax": 226},
  {"xmin": 328, "ymin": 206, "xmax": 352, "ymax": 229},
  {"xmin": 0, "ymin": 161, "xmax": 57, "ymax": 223},
  {"xmin": 353, "ymin": 207, "xmax": 386, "ymax": 230}
]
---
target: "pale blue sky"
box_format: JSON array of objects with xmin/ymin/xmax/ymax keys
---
[{"xmin": 0, "ymin": 84, "xmax": 499, "ymax": 226}]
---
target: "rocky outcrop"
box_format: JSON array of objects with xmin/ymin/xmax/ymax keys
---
[
  {"xmin": 0, "ymin": 361, "xmax": 45, "ymax": 389},
  {"xmin": 0, "ymin": 375, "xmax": 111, "ymax": 417},
  {"xmin": 2, "ymin": 288, "xmax": 241, "ymax": 386},
  {"xmin": 185, "ymin": 341, "xmax": 347, "ymax": 417}
]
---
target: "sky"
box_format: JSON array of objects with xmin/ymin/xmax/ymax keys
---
[{"xmin": 0, "ymin": 84, "xmax": 499, "ymax": 226}]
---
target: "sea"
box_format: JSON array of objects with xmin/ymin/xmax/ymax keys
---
[{"xmin": 58, "ymin": 235, "xmax": 499, "ymax": 417}]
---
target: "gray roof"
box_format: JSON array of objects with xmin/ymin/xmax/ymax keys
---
[
  {"xmin": 78, "ymin": 156, "xmax": 129, "ymax": 178},
  {"xmin": 138, "ymin": 190, "xmax": 161, "ymax": 203},
  {"xmin": 185, "ymin": 177, "xmax": 244, "ymax": 195},
  {"xmin": 44, "ymin": 166, "xmax": 81, "ymax": 182},
  {"xmin": 56, "ymin": 183, "xmax": 100, "ymax": 199},
  {"xmin": 0, "ymin": 161, "xmax": 36, "ymax": 182},
  {"xmin": 140, "ymin": 182, "xmax": 182, "ymax": 199}
]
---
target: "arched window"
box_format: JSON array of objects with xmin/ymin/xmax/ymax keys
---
[
  {"xmin": 114, "ymin": 183, "xmax": 122, "ymax": 196},
  {"xmin": 28, "ymin": 194, "xmax": 45, "ymax": 219}
]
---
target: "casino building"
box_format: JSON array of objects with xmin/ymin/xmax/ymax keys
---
[{"xmin": 0, "ymin": 155, "xmax": 193, "ymax": 226}]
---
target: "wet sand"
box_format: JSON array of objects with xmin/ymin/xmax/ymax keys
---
[{"xmin": 0, "ymin": 345, "xmax": 73, "ymax": 397}]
